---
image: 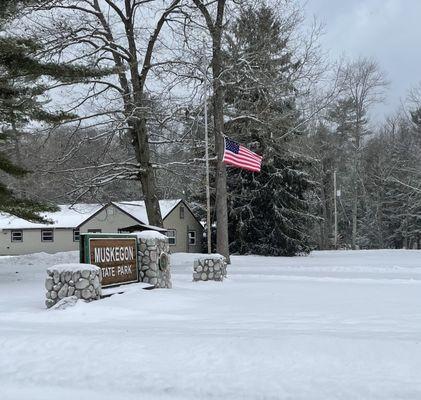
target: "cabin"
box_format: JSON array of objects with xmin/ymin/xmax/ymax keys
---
[{"xmin": 0, "ymin": 199, "xmax": 203, "ymax": 255}]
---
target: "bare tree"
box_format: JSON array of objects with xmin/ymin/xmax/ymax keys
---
[
  {"xmin": 336, "ymin": 58, "xmax": 388, "ymax": 249},
  {"xmin": 19, "ymin": 0, "xmax": 193, "ymax": 226},
  {"xmin": 191, "ymin": 0, "xmax": 230, "ymax": 260}
]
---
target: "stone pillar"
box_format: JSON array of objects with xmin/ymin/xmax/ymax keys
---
[
  {"xmin": 193, "ymin": 255, "xmax": 227, "ymax": 281},
  {"xmin": 45, "ymin": 264, "xmax": 102, "ymax": 308},
  {"xmin": 137, "ymin": 231, "xmax": 172, "ymax": 288}
]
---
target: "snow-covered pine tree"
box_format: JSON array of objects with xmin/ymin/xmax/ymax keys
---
[
  {"xmin": 326, "ymin": 97, "xmax": 368, "ymax": 247},
  {"xmin": 0, "ymin": 0, "xmax": 107, "ymax": 221},
  {"xmin": 223, "ymin": 5, "xmax": 313, "ymax": 256},
  {"xmin": 381, "ymin": 115, "xmax": 421, "ymax": 248}
]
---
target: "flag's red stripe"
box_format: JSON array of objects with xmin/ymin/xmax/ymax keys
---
[
  {"xmin": 226, "ymin": 148, "xmax": 262, "ymax": 164},
  {"xmin": 238, "ymin": 154, "xmax": 262, "ymax": 164},
  {"xmin": 224, "ymin": 160, "xmax": 260, "ymax": 171},
  {"xmin": 223, "ymin": 153, "xmax": 261, "ymax": 169},
  {"xmin": 224, "ymin": 152, "xmax": 262, "ymax": 168},
  {"xmin": 238, "ymin": 149, "xmax": 262, "ymax": 161},
  {"xmin": 239, "ymin": 146, "xmax": 263, "ymax": 159},
  {"xmin": 224, "ymin": 159, "xmax": 260, "ymax": 172},
  {"xmin": 223, "ymin": 154, "xmax": 262, "ymax": 171},
  {"xmin": 221, "ymin": 152, "xmax": 261, "ymax": 166},
  {"xmin": 222, "ymin": 139, "xmax": 262, "ymax": 172}
]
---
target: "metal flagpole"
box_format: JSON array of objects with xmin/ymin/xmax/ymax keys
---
[{"xmin": 203, "ymin": 59, "xmax": 212, "ymax": 254}]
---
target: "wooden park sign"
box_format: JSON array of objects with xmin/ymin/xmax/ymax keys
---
[{"xmin": 80, "ymin": 234, "xmax": 138, "ymax": 288}]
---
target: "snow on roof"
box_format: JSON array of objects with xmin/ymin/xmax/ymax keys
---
[
  {"xmin": 0, "ymin": 203, "xmax": 103, "ymax": 230},
  {"xmin": 0, "ymin": 199, "xmax": 183, "ymax": 230},
  {"xmin": 114, "ymin": 199, "xmax": 181, "ymax": 224}
]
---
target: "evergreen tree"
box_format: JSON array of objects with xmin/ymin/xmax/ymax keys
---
[
  {"xmin": 0, "ymin": 0, "xmax": 108, "ymax": 221},
  {"xmin": 223, "ymin": 5, "xmax": 313, "ymax": 256}
]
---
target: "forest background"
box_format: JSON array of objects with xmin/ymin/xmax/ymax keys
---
[{"xmin": 2, "ymin": 0, "xmax": 421, "ymax": 255}]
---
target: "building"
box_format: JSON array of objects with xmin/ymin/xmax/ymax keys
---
[{"xmin": 0, "ymin": 199, "xmax": 203, "ymax": 255}]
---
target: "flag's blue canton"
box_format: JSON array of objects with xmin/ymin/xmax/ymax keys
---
[{"xmin": 225, "ymin": 138, "xmax": 240, "ymax": 154}]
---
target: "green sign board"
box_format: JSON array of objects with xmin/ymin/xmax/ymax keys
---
[{"xmin": 80, "ymin": 233, "xmax": 139, "ymax": 288}]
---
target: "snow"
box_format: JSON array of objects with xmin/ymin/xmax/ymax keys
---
[
  {"xmin": 114, "ymin": 199, "xmax": 181, "ymax": 225},
  {"xmin": 0, "ymin": 203, "xmax": 103, "ymax": 229},
  {"xmin": 0, "ymin": 199, "xmax": 181, "ymax": 230},
  {"xmin": 135, "ymin": 230, "xmax": 168, "ymax": 240},
  {"xmin": 47, "ymin": 263, "xmax": 100, "ymax": 273},
  {"xmin": 49, "ymin": 296, "xmax": 78, "ymax": 310},
  {"xmin": 195, "ymin": 253, "xmax": 225, "ymax": 260},
  {"xmin": 1, "ymin": 249, "xmax": 421, "ymax": 399}
]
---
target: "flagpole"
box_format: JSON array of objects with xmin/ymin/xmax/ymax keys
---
[{"xmin": 203, "ymin": 58, "xmax": 212, "ymax": 254}]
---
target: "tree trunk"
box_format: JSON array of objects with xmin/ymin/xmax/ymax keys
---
[
  {"xmin": 133, "ymin": 118, "xmax": 163, "ymax": 227},
  {"xmin": 319, "ymin": 181, "xmax": 328, "ymax": 249},
  {"xmin": 351, "ymin": 193, "xmax": 357, "ymax": 249},
  {"xmin": 211, "ymin": 0, "xmax": 230, "ymax": 262}
]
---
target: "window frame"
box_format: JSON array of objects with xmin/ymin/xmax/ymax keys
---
[
  {"xmin": 73, "ymin": 229, "xmax": 80, "ymax": 242},
  {"xmin": 188, "ymin": 230, "xmax": 196, "ymax": 246},
  {"xmin": 11, "ymin": 230, "xmax": 23, "ymax": 243},
  {"xmin": 179, "ymin": 205, "xmax": 185, "ymax": 219},
  {"xmin": 41, "ymin": 229, "xmax": 54, "ymax": 243},
  {"xmin": 87, "ymin": 229, "xmax": 102, "ymax": 233},
  {"xmin": 166, "ymin": 229, "xmax": 176, "ymax": 246}
]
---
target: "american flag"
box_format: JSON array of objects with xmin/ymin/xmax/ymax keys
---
[{"xmin": 222, "ymin": 137, "xmax": 263, "ymax": 172}]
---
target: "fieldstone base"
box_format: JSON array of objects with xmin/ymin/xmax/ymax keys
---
[
  {"xmin": 193, "ymin": 255, "xmax": 227, "ymax": 282},
  {"xmin": 45, "ymin": 264, "xmax": 102, "ymax": 308},
  {"xmin": 137, "ymin": 231, "xmax": 172, "ymax": 288}
]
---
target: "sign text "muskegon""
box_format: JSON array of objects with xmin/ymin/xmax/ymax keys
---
[{"xmin": 94, "ymin": 246, "xmax": 135, "ymax": 263}]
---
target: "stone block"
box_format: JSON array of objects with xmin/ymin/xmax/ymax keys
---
[
  {"xmin": 45, "ymin": 277, "xmax": 54, "ymax": 291},
  {"xmin": 64, "ymin": 271, "xmax": 72, "ymax": 282},
  {"xmin": 146, "ymin": 269, "xmax": 157, "ymax": 278},
  {"xmin": 45, "ymin": 299, "xmax": 55, "ymax": 308},
  {"xmin": 72, "ymin": 272, "xmax": 81, "ymax": 282},
  {"xmin": 75, "ymin": 278, "xmax": 90, "ymax": 290},
  {"xmin": 58, "ymin": 283, "xmax": 69, "ymax": 300},
  {"xmin": 81, "ymin": 270, "xmax": 91, "ymax": 279}
]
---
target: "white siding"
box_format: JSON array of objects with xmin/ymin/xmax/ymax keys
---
[
  {"xmin": 0, "ymin": 201, "xmax": 203, "ymax": 255},
  {"xmin": 79, "ymin": 204, "xmax": 139, "ymax": 233},
  {"xmin": 163, "ymin": 202, "xmax": 203, "ymax": 253},
  {"xmin": 0, "ymin": 228, "xmax": 78, "ymax": 256}
]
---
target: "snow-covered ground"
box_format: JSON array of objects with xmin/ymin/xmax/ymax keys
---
[{"xmin": 1, "ymin": 250, "xmax": 421, "ymax": 399}]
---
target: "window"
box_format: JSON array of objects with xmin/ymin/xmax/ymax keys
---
[
  {"xmin": 167, "ymin": 229, "xmax": 176, "ymax": 245},
  {"xmin": 179, "ymin": 205, "xmax": 185, "ymax": 219},
  {"xmin": 188, "ymin": 230, "xmax": 196, "ymax": 245},
  {"xmin": 41, "ymin": 229, "xmax": 54, "ymax": 242},
  {"xmin": 73, "ymin": 229, "xmax": 80, "ymax": 242},
  {"xmin": 11, "ymin": 230, "xmax": 23, "ymax": 242},
  {"xmin": 87, "ymin": 229, "xmax": 102, "ymax": 233}
]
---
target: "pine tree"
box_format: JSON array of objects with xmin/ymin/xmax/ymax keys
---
[
  {"xmin": 223, "ymin": 5, "xmax": 313, "ymax": 256},
  {"xmin": 0, "ymin": 0, "xmax": 108, "ymax": 221}
]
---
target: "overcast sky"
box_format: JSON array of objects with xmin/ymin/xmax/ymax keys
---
[{"xmin": 303, "ymin": 0, "xmax": 421, "ymax": 121}]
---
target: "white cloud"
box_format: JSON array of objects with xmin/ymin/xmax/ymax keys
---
[{"xmin": 304, "ymin": 0, "xmax": 421, "ymax": 119}]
